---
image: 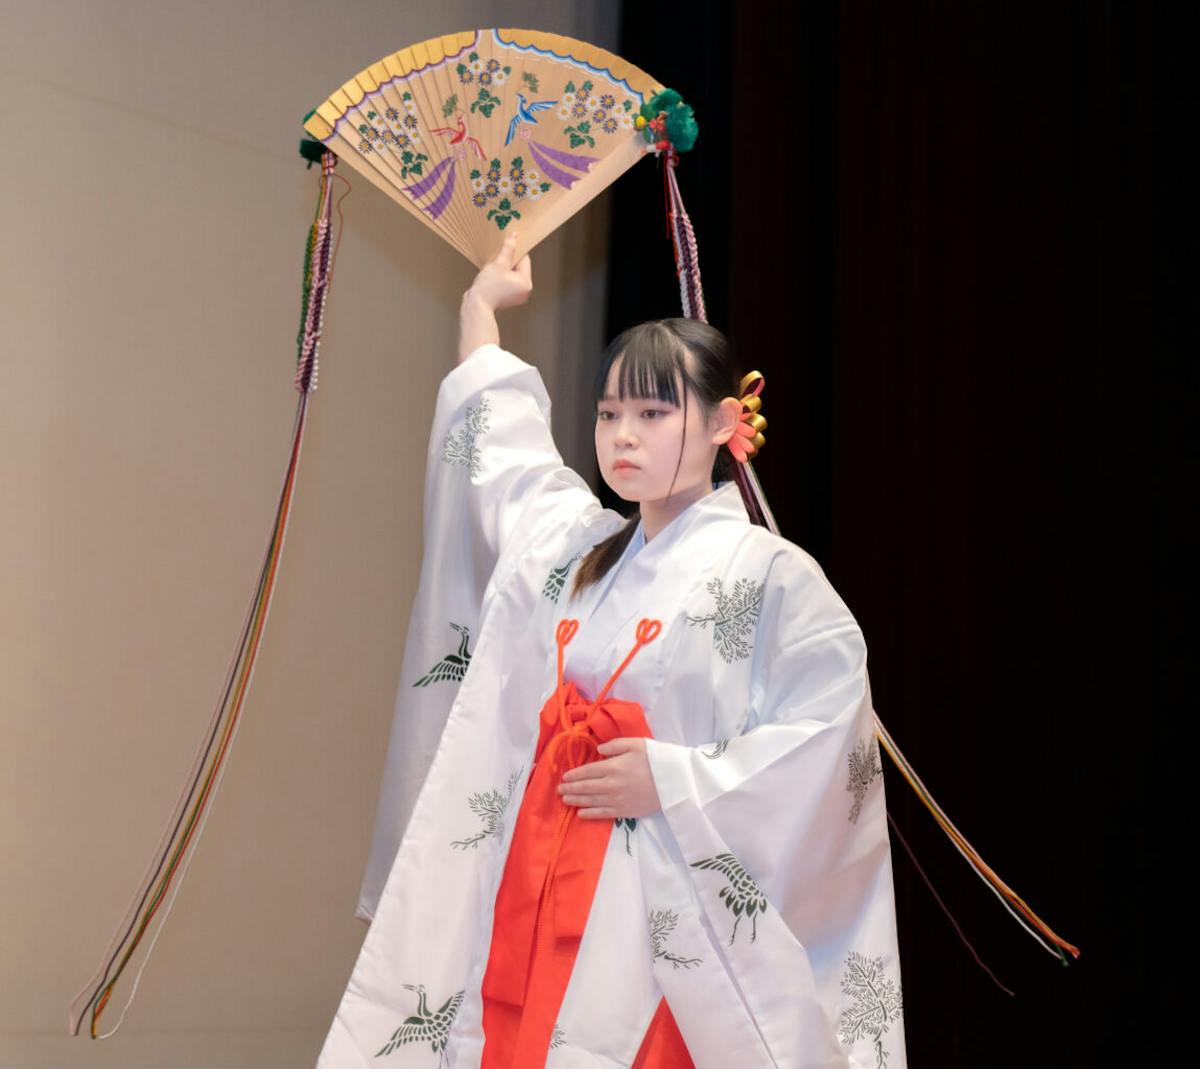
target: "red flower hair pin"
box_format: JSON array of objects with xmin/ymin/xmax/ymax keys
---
[{"xmin": 726, "ymin": 371, "xmax": 767, "ymax": 464}]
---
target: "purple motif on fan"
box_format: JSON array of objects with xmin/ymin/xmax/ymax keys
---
[
  {"xmin": 403, "ymin": 156, "xmax": 457, "ymax": 219},
  {"xmin": 525, "ymin": 141, "xmax": 599, "ymax": 190}
]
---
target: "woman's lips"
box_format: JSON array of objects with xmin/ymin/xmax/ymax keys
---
[{"xmin": 612, "ymin": 460, "xmax": 640, "ymax": 472}]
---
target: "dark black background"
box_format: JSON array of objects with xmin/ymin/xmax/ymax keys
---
[{"xmin": 601, "ymin": 2, "xmax": 1195, "ymax": 1064}]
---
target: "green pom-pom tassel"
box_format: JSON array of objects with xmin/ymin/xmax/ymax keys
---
[
  {"xmin": 638, "ymin": 87, "xmax": 699, "ymax": 153},
  {"xmin": 664, "ymin": 105, "xmax": 698, "ymax": 152},
  {"xmin": 299, "ymin": 138, "xmax": 327, "ymax": 166},
  {"xmin": 649, "ymin": 88, "xmax": 683, "ymax": 112}
]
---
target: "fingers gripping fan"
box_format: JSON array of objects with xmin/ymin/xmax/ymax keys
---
[{"xmin": 303, "ymin": 29, "xmax": 666, "ymax": 267}]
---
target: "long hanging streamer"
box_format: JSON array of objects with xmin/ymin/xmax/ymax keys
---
[
  {"xmin": 654, "ymin": 106, "xmax": 1080, "ymax": 985},
  {"xmin": 68, "ymin": 145, "xmax": 347, "ymax": 1040}
]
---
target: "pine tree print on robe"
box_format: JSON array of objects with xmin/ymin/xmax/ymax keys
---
[
  {"xmin": 413, "ymin": 623, "xmax": 472, "ymax": 687},
  {"xmin": 690, "ymin": 852, "xmax": 769, "ymax": 944},
  {"xmin": 686, "ymin": 577, "xmax": 766, "ymax": 663},
  {"xmin": 441, "ymin": 396, "xmax": 491, "ymax": 477},
  {"xmin": 376, "ymin": 984, "xmax": 464, "ymax": 1064},
  {"xmin": 837, "ymin": 952, "xmax": 903, "ymax": 1069},
  {"xmin": 450, "ymin": 767, "xmax": 522, "ymax": 849},
  {"xmin": 847, "ymin": 736, "xmax": 883, "ymax": 823},
  {"xmin": 648, "ymin": 908, "xmax": 702, "ymax": 969}
]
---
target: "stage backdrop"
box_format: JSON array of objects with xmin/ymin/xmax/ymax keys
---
[{"xmin": 602, "ymin": 2, "xmax": 1192, "ymax": 1067}]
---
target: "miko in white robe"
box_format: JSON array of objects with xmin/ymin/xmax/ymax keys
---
[{"xmin": 317, "ymin": 343, "xmax": 907, "ymax": 1068}]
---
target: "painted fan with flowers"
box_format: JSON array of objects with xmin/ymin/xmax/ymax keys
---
[{"xmin": 301, "ymin": 28, "xmax": 694, "ymax": 268}]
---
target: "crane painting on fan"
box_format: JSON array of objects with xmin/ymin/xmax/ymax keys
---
[
  {"xmin": 429, "ymin": 110, "xmax": 485, "ymax": 160},
  {"xmin": 503, "ymin": 91, "xmax": 558, "ymax": 146},
  {"xmin": 302, "ymin": 28, "xmax": 662, "ymax": 266}
]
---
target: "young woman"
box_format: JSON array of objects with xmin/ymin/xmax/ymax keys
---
[{"xmin": 317, "ymin": 233, "xmax": 907, "ymax": 1069}]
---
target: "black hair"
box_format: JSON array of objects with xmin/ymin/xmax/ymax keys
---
[{"xmin": 571, "ymin": 318, "xmax": 739, "ymax": 599}]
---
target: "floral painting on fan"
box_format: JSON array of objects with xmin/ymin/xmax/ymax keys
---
[{"xmin": 303, "ymin": 28, "xmax": 665, "ymax": 267}]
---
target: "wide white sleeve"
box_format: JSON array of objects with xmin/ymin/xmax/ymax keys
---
[
  {"xmin": 643, "ymin": 552, "xmax": 905, "ymax": 1068},
  {"xmin": 431, "ymin": 342, "xmax": 602, "ymax": 575},
  {"xmin": 356, "ymin": 343, "xmax": 602, "ymax": 922}
]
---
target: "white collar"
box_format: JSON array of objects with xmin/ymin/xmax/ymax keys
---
[{"xmin": 631, "ymin": 481, "xmax": 747, "ymax": 550}]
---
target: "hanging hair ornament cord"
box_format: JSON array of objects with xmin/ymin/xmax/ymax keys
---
[
  {"xmin": 67, "ymin": 143, "xmax": 349, "ymax": 1040},
  {"xmin": 648, "ymin": 87, "xmax": 1080, "ymax": 985}
]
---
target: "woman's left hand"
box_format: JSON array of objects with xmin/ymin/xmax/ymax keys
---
[{"xmin": 558, "ymin": 737, "xmax": 662, "ymax": 820}]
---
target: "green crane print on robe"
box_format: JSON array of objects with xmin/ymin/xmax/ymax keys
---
[
  {"xmin": 615, "ymin": 816, "xmax": 636, "ymax": 853},
  {"xmin": 690, "ymin": 852, "xmax": 769, "ymax": 944},
  {"xmin": 413, "ymin": 623, "xmax": 472, "ymax": 687},
  {"xmin": 376, "ymin": 983, "xmax": 464, "ymax": 1063},
  {"xmin": 541, "ymin": 551, "xmax": 582, "ymax": 603}
]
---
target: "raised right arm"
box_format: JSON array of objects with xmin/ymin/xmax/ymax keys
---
[
  {"xmin": 436, "ymin": 230, "xmax": 602, "ymax": 570},
  {"xmin": 357, "ymin": 238, "xmax": 600, "ymax": 920}
]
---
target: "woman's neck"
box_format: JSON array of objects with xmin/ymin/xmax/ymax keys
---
[{"xmin": 640, "ymin": 482, "xmax": 713, "ymax": 542}]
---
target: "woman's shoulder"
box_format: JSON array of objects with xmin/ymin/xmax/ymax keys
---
[{"xmin": 727, "ymin": 523, "xmax": 862, "ymax": 648}]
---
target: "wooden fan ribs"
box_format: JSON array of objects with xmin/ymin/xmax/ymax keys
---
[{"xmin": 304, "ymin": 29, "xmax": 664, "ymax": 266}]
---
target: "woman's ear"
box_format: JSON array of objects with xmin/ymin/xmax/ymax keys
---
[{"xmin": 710, "ymin": 396, "xmax": 745, "ymax": 446}]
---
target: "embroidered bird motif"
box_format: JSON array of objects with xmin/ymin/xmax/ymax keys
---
[
  {"xmin": 505, "ymin": 92, "xmax": 558, "ymax": 145},
  {"xmin": 690, "ymin": 852, "xmax": 769, "ymax": 944},
  {"xmin": 615, "ymin": 816, "xmax": 637, "ymax": 854},
  {"xmin": 413, "ymin": 623, "xmax": 472, "ymax": 687},
  {"xmin": 375, "ymin": 983, "xmax": 464, "ymax": 1062}
]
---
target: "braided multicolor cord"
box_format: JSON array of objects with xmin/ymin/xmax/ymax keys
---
[
  {"xmin": 69, "ymin": 148, "xmax": 347, "ymax": 1040},
  {"xmin": 659, "ymin": 140, "xmax": 1079, "ymax": 984}
]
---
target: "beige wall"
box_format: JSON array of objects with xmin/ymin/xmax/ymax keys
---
[{"xmin": 0, "ymin": 2, "xmax": 616, "ymax": 1065}]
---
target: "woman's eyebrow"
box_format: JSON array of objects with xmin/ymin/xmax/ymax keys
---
[{"xmin": 596, "ymin": 392, "xmax": 679, "ymax": 405}]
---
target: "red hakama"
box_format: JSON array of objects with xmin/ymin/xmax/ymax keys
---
[{"xmin": 481, "ymin": 620, "xmax": 693, "ymax": 1068}]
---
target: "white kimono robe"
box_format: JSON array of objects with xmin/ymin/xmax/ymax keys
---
[{"xmin": 319, "ymin": 345, "xmax": 907, "ymax": 1068}]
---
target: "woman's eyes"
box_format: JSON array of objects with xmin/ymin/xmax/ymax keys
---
[
  {"xmin": 597, "ymin": 407, "xmax": 672, "ymax": 419},
  {"xmin": 596, "ymin": 407, "xmax": 671, "ymax": 421}
]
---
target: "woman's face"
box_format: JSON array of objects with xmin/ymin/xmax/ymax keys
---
[{"xmin": 595, "ymin": 354, "xmax": 723, "ymax": 505}]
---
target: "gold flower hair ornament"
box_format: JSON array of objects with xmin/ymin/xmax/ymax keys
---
[{"xmin": 726, "ymin": 371, "xmax": 767, "ymax": 463}]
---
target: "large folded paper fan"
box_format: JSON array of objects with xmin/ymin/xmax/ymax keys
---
[{"xmin": 303, "ymin": 29, "xmax": 664, "ymax": 266}]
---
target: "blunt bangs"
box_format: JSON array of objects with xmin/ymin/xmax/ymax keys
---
[{"xmin": 593, "ymin": 323, "xmax": 693, "ymax": 408}]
